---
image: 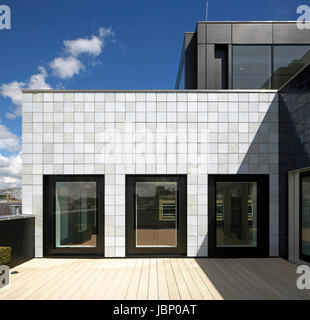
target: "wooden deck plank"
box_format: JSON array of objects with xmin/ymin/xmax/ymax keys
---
[
  {"xmin": 31, "ymin": 259, "xmax": 87, "ymax": 300},
  {"xmin": 77, "ymin": 259, "xmax": 112, "ymax": 300},
  {"xmin": 107, "ymin": 259, "xmax": 131, "ymax": 300},
  {"xmin": 136, "ymin": 259, "xmax": 150, "ymax": 300},
  {"xmin": 73, "ymin": 260, "xmax": 110, "ymax": 300},
  {"xmin": 0, "ymin": 258, "xmax": 63, "ymax": 295},
  {"xmin": 86, "ymin": 259, "xmax": 119, "ymax": 300},
  {"xmin": 176, "ymin": 259, "xmax": 203, "ymax": 300},
  {"xmin": 0, "ymin": 259, "xmax": 54, "ymax": 299},
  {"xmin": 238, "ymin": 259, "xmax": 306, "ymax": 300},
  {"xmin": 126, "ymin": 259, "xmax": 143, "ymax": 299},
  {"xmin": 157, "ymin": 258, "xmax": 170, "ymax": 300},
  {"xmin": 113, "ymin": 259, "xmax": 137, "ymax": 300},
  {"xmin": 183, "ymin": 259, "xmax": 222, "ymax": 300},
  {"xmin": 103, "ymin": 260, "xmax": 127, "ymax": 300},
  {"xmin": 0, "ymin": 258, "xmax": 309, "ymax": 300},
  {"xmin": 147, "ymin": 259, "xmax": 158, "ymax": 300},
  {"xmin": 163, "ymin": 259, "xmax": 181, "ymax": 300},
  {"xmin": 92, "ymin": 259, "xmax": 122, "ymax": 300},
  {"xmin": 1, "ymin": 259, "xmax": 80, "ymax": 300},
  {"xmin": 58, "ymin": 259, "xmax": 100, "ymax": 300},
  {"xmin": 226, "ymin": 259, "xmax": 283, "ymax": 300},
  {"xmin": 170, "ymin": 259, "xmax": 192, "ymax": 300},
  {"xmin": 195, "ymin": 259, "xmax": 241, "ymax": 300},
  {"xmin": 182, "ymin": 259, "xmax": 214, "ymax": 300},
  {"xmin": 216, "ymin": 259, "xmax": 262, "ymax": 300}
]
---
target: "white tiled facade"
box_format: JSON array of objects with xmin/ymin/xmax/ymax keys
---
[{"xmin": 22, "ymin": 90, "xmax": 279, "ymax": 257}]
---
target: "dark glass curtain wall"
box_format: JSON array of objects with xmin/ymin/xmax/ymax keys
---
[{"xmin": 233, "ymin": 45, "xmax": 310, "ymax": 89}]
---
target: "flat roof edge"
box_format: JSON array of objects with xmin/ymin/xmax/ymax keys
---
[
  {"xmin": 22, "ymin": 89, "xmax": 279, "ymax": 93},
  {"xmin": 289, "ymin": 167, "xmax": 310, "ymax": 174},
  {"xmin": 196, "ymin": 21, "xmax": 299, "ymax": 24}
]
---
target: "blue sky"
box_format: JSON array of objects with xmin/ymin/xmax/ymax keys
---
[{"xmin": 0, "ymin": 0, "xmax": 304, "ymax": 188}]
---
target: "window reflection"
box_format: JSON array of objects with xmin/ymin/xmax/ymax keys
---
[
  {"xmin": 273, "ymin": 46, "xmax": 310, "ymax": 88},
  {"xmin": 232, "ymin": 45, "xmax": 310, "ymax": 89},
  {"xmin": 55, "ymin": 181, "xmax": 97, "ymax": 248},
  {"xmin": 301, "ymin": 176, "xmax": 310, "ymax": 259},
  {"xmin": 233, "ymin": 46, "xmax": 272, "ymax": 89},
  {"xmin": 136, "ymin": 182, "xmax": 177, "ymax": 247},
  {"xmin": 216, "ymin": 182, "xmax": 257, "ymax": 247}
]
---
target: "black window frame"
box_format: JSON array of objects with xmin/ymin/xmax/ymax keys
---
[
  {"xmin": 126, "ymin": 175, "xmax": 187, "ymax": 257},
  {"xmin": 273, "ymin": 44, "xmax": 310, "ymax": 89},
  {"xmin": 300, "ymin": 171, "xmax": 310, "ymax": 263},
  {"xmin": 43, "ymin": 175, "xmax": 105, "ymax": 257},
  {"xmin": 232, "ymin": 44, "xmax": 273, "ymax": 90},
  {"xmin": 208, "ymin": 174, "xmax": 269, "ymax": 258},
  {"xmin": 232, "ymin": 44, "xmax": 310, "ymax": 89}
]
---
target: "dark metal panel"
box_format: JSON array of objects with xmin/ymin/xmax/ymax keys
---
[
  {"xmin": 273, "ymin": 23, "xmax": 310, "ymax": 44},
  {"xmin": 228, "ymin": 44, "xmax": 233, "ymax": 89},
  {"xmin": 184, "ymin": 33, "xmax": 197, "ymax": 89},
  {"xmin": 206, "ymin": 44, "xmax": 226, "ymax": 89},
  {"xmin": 232, "ymin": 23, "xmax": 273, "ymax": 44},
  {"xmin": 207, "ymin": 23, "xmax": 231, "ymax": 44},
  {"xmin": 278, "ymin": 63, "xmax": 310, "ymax": 258},
  {"xmin": 0, "ymin": 217, "xmax": 34, "ymax": 267},
  {"xmin": 299, "ymin": 171, "xmax": 310, "ymax": 263},
  {"xmin": 184, "ymin": 32, "xmax": 195, "ymax": 53},
  {"xmin": 215, "ymin": 44, "xmax": 229, "ymax": 89},
  {"xmin": 179, "ymin": 21, "xmax": 310, "ymax": 90},
  {"xmin": 197, "ymin": 44, "xmax": 206, "ymax": 89},
  {"xmin": 206, "ymin": 44, "xmax": 215, "ymax": 89},
  {"xmin": 197, "ymin": 23, "xmax": 206, "ymax": 44}
]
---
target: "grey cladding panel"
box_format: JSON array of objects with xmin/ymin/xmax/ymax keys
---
[
  {"xmin": 184, "ymin": 33, "xmax": 195, "ymax": 53},
  {"xmin": 273, "ymin": 24, "xmax": 310, "ymax": 43},
  {"xmin": 207, "ymin": 24, "xmax": 231, "ymax": 43},
  {"xmin": 206, "ymin": 44, "xmax": 220, "ymax": 89},
  {"xmin": 232, "ymin": 24, "xmax": 272, "ymax": 44},
  {"xmin": 197, "ymin": 23, "xmax": 206, "ymax": 44},
  {"xmin": 197, "ymin": 44, "xmax": 206, "ymax": 89}
]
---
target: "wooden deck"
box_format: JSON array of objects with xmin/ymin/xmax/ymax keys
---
[{"xmin": 0, "ymin": 258, "xmax": 309, "ymax": 300}]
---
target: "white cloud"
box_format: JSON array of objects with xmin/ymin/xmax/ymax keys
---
[
  {"xmin": 50, "ymin": 27, "xmax": 115, "ymax": 79},
  {"xmin": 64, "ymin": 26, "xmax": 115, "ymax": 57},
  {"xmin": 1, "ymin": 26, "xmax": 115, "ymax": 118},
  {"xmin": 49, "ymin": 56, "xmax": 85, "ymax": 79},
  {"xmin": 64, "ymin": 36, "xmax": 103, "ymax": 57},
  {"xmin": 0, "ymin": 153, "xmax": 22, "ymax": 189},
  {"xmin": 28, "ymin": 66, "xmax": 51, "ymax": 90},
  {"xmin": 1, "ymin": 81, "xmax": 24, "ymax": 107},
  {"xmin": 2, "ymin": 67, "xmax": 51, "ymax": 119},
  {"xmin": 0, "ymin": 124, "xmax": 22, "ymax": 189},
  {"xmin": 0, "ymin": 124, "xmax": 21, "ymax": 152},
  {"xmin": 98, "ymin": 26, "xmax": 115, "ymax": 41},
  {"xmin": 0, "ymin": 26, "xmax": 115, "ymax": 188}
]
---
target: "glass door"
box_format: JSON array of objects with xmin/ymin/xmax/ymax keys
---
[
  {"xmin": 55, "ymin": 181, "xmax": 97, "ymax": 248},
  {"xmin": 126, "ymin": 175, "xmax": 187, "ymax": 256},
  {"xmin": 216, "ymin": 181, "xmax": 258, "ymax": 248},
  {"xmin": 208, "ymin": 175, "xmax": 269, "ymax": 258},
  {"xmin": 135, "ymin": 181, "xmax": 178, "ymax": 248},
  {"xmin": 43, "ymin": 175, "xmax": 104, "ymax": 256},
  {"xmin": 301, "ymin": 173, "xmax": 310, "ymax": 262}
]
